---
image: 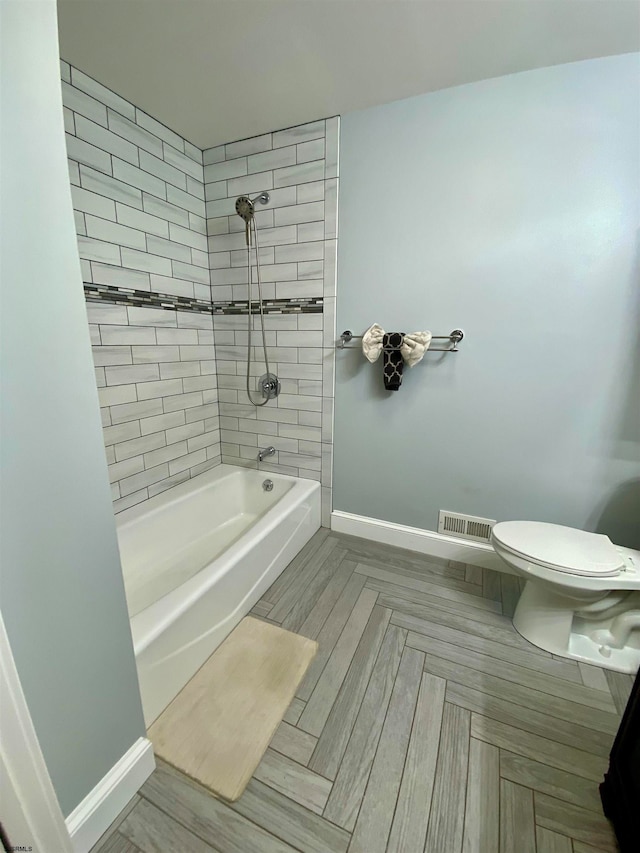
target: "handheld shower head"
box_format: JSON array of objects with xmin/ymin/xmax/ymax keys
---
[
  {"xmin": 235, "ymin": 195, "xmax": 255, "ymax": 223},
  {"xmin": 235, "ymin": 192, "xmax": 270, "ymax": 223}
]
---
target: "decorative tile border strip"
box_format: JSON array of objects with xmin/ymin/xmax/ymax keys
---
[{"xmin": 83, "ymin": 283, "xmax": 323, "ymax": 314}]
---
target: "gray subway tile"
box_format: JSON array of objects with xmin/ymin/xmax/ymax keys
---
[
  {"xmin": 143, "ymin": 440, "xmax": 189, "ymax": 467},
  {"xmin": 110, "ymin": 398, "xmax": 163, "ymax": 426},
  {"xmin": 298, "ymin": 221, "xmax": 325, "ymax": 242},
  {"xmin": 247, "ymin": 145, "xmax": 296, "ymax": 173},
  {"xmin": 136, "ymin": 378, "xmax": 184, "ymax": 401},
  {"xmin": 297, "ymin": 180, "xmax": 325, "ymax": 204},
  {"xmin": 275, "ymin": 201, "xmax": 324, "ymax": 227},
  {"xmin": 188, "ymin": 212, "xmax": 207, "ymax": 234},
  {"xmin": 107, "ymin": 108, "xmax": 164, "ymax": 158},
  {"xmin": 113, "ymin": 158, "xmax": 166, "ymax": 199},
  {"xmin": 77, "ymin": 236, "xmax": 121, "ymax": 266},
  {"xmin": 148, "ymin": 275, "xmax": 194, "ymax": 299},
  {"xmin": 205, "ymin": 180, "xmax": 228, "ymax": 202},
  {"xmin": 169, "ymin": 449, "xmax": 207, "ymax": 475},
  {"xmin": 75, "ymin": 115, "xmax": 139, "ymax": 166},
  {"xmin": 187, "ymin": 430, "xmax": 221, "ymax": 453},
  {"xmin": 119, "ymin": 463, "xmax": 170, "ymax": 496},
  {"xmin": 159, "ymin": 361, "xmax": 201, "ymax": 379},
  {"xmin": 86, "ymin": 303, "xmax": 128, "ymax": 325},
  {"xmin": 203, "ymin": 145, "xmax": 225, "ymax": 165},
  {"xmin": 191, "ymin": 248, "xmax": 209, "ymax": 268},
  {"xmin": 297, "ymin": 137, "xmax": 325, "ymax": 164},
  {"xmin": 275, "ymin": 241, "xmax": 324, "ymax": 264},
  {"xmin": 71, "ymin": 67, "xmax": 135, "ymax": 120},
  {"xmin": 186, "ymin": 176, "xmax": 205, "ymax": 200},
  {"xmin": 165, "ymin": 421, "xmax": 205, "ymax": 444},
  {"xmin": 108, "ymin": 456, "xmax": 144, "ymax": 485},
  {"xmin": 62, "ymin": 81, "xmax": 108, "ymax": 127},
  {"xmin": 80, "ymin": 165, "xmax": 143, "ymax": 209},
  {"xmin": 127, "ymin": 305, "xmax": 177, "ymax": 327},
  {"xmin": 163, "ymin": 391, "xmax": 204, "ymax": 413},
  {"xmin": 71, "ymin": 186, "xmax": 116, "ymax": 220},
  {"xmin": 185, "ymin": 403, "xmax": 219, "ymax": 423},
  {"xmin": 113, "ymin": 489, "xmax": 148, "ymax": 514},
  {"xmin": 140, "ymin": 412, "xmax": 186, "ymax": 436},
  {"xmin": 114, "ymin": 431, "xmax": 165, "ymax": 462},
  {"xmin": 277, "ymin": 330, "xmax": 323, "ymax": 347},
  {"xmin": 66, "ymin": 133, "xmax": 111, "ymax": 173},
  {"xmin": 91, "ymin": 345, "xmax": 132, "ymax": 367},
  {"xmin": 168, "ymin": 223, "xmax": 208, "ymax": 252},
  {"xmin": 204, "ymin": 157, "xmax": 248, "ymax": 183},
  {"xmin": 103, "ymin": 420, "xmax": 141, "ymax": 447},
  {"xmin": 278, "ymin": 394, "xmax": 322, "ymax": 412},
  {"xmin": 148, "ymin": 470, "xmax": 190, "ymax": 498},
  {"xmin": 155, "ymin": 328, "xmax": 199, "ymax": 345},
  {"xmin": 120, "ymin": 247, "xmax": 172, "ymax": 276},
  {"xmin": 163, "ymin": 142, "xmax": 203, "ymax": 181},
  {"xmin": 227, "ymin": 170, "xmax": 274, "ymax": 198},
  {"xmin": 273, "ymin": 120, "xmax": 325, "ymax": 148},
  {"xmin": 146, "ymin": 234, "xmax": 192, "ymax": 263},
  {"xmin": 115, "ymin": 204, "xmax": 169, "ymax": 238},
  {"xmin": 172, "ymin": 260, "xmax": 210, "ymax": 285},
  {"xmin": 136, "ymin": 109, "xmax": 184, "ymax": 151},
  {"xmin": 131, "ymin": 345, "xmax": 180, "ymax": 363},
  {"xmin": 85, "ymin": 215, "xmax": 146, "ymax": 250},
  {"xmin": 100, "ymin": 325, "xmax": 156, "ymax": 345},
  {"xmin": 225, "ymin": 134, "xmax": 272, "ymax": 159},
  {"xmin": 143, "ymin": 193, "xmax": 190, "ymax": 227},
  {"xmin": 164, "ymin": 183, "xmax": 204, "ymax": 217},
  {"xmin": 184, "ymin": 140, "xmax": 203, "ymax": 165},
  {"xmin": 105, "ymin": 363, "xmax": 160, "ymax": 386},
  {"xmin": 205, "ymin": 197, "xmax": 237, "ymax": 218},
  {"xmin": 97, "ymin": 384, "xmax": 137, "ymax": 408},
  {"xmin": 140, "ymin": 150, "xmax": 187, "ymax": 190}
]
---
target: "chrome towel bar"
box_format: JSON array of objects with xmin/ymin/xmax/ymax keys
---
[{"xmin": 337, "ymin": 329, "xmax": 464, "ymax": 351}]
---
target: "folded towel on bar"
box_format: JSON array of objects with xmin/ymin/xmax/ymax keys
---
[{"xmin": 362, "ymin": 324, "xmax": 433, "ymax": 367}]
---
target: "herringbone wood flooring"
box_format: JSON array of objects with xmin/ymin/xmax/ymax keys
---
[{"xmin": 92, "ymin": 529, "xmax": 635, "ymax": 853}]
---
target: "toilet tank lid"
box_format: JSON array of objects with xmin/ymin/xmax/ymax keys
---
[{"xmin": 491, "ymin": 521, "xmax": 624, "ymax": 576}]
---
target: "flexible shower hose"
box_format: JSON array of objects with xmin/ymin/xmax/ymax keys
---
[{"xmin": 245, "ymin": 216, "xmax": 272, "ymax": 407}]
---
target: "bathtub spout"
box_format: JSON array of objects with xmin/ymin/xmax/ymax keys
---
[{"xmin": 258, "ymin": 446, "xmax": 276, "ymax": 463}]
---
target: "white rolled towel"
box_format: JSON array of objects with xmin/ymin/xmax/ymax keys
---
[
  {"xmin": 401, "ymin": 330, "xmax": 433, "ymax": 366},
  {"xmin": 361, "ymin": 324, "xmax": 432, "ymax": 366},
  {"xmin": 362, "ymin": 323, "xmax": 385, "ymax": 362}
]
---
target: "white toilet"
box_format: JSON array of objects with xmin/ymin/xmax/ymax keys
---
[{"xmin": 491, "ymin": 521, "xmax": 640, "ymax": 673}]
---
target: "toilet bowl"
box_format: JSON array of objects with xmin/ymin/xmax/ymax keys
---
[{"xmin": 491, "ymin": 521, "xmax": 640, "ymax": 673}]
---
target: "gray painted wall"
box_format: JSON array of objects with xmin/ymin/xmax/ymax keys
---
[
  {"xmin": 334, "ymin": 54, "xmax": 640, "ymax": 548},
  {"xmin": 0, "ymin": 1, "xmax": 146, "ymax": 816}
]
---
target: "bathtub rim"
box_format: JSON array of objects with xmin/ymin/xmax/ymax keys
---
[{"xmin": 116, "ymin": 464, "xmax": 320, "ymax": 654}]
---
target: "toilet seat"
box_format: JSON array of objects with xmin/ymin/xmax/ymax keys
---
[{"xmin": 491, "ymin": 521, "xmax": 624, "ymax": 578}]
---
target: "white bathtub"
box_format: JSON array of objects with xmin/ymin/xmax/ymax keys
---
[{"xmin": 116, "ymin": 464, "xmax": 321, "ymax": 725}]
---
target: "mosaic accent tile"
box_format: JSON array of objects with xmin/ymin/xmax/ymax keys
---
[{"xmin": 84, "ymin": 283, "xmax": 323, "ymax": 315}]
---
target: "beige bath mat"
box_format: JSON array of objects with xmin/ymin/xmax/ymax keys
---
[{"xmin": 148, "ymin": 616, "xmax": 317, "ymax": 802}]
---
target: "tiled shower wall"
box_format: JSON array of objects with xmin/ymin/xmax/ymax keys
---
[
  {"xmin": 63, "ymin": 60, "xmax": 338, "ymax": 524},
  {"xmin": 203, "ymin": 122, "xmax": 339, "ymax": 526},
  {"xmin": 62, "ymin": 59, "xmax": 220, "ymax": 512}
]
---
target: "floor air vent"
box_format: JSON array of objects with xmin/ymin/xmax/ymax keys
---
[{"xmin": 438, "ymin": 510, "xmax": 496, "ymax": 543}]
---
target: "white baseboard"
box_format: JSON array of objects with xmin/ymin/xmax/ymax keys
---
[
  {"xmin": 66, "ymin": 737, "xmax": 155, "ymax": 853},
  {"xmin": 331, "ymin": 510, "xmax": 514, "ymax": 574}
]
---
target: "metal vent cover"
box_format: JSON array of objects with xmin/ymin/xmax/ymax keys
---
[{"xmin": 438, "ymin": 510, "xmax": 496, "ymax": 543}]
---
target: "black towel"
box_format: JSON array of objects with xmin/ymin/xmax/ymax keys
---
[{"xmin": 382, "ymin": 332, "xmax": 404, "ymax": 391}]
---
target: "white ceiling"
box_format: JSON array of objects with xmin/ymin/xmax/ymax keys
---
[{"xmin": 57, "ymin": 0, "xmax": 640, "ymax": 151}]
